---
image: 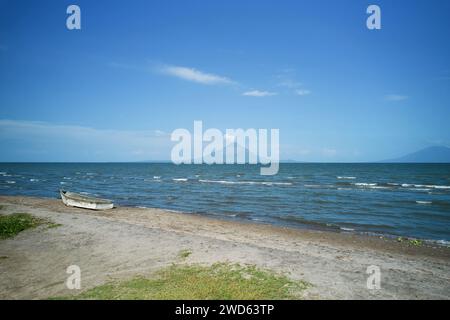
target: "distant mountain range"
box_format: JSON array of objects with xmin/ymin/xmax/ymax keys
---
[
  {"xmin": 381, "ymin": 146, "xmax": 450, "ymax": 163},
  {"xmin": 140, "ymin": 146, "xmax": 450, "ymax": 164}
]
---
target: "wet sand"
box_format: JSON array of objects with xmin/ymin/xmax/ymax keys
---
[{"xmin": 0, "ymin": 195, "xmax": 449, "ymax": 299}]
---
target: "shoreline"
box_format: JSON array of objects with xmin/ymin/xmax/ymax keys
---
[
  {"xmin": 1, "ymin": 195, "xmax": 449, "ymax": 299},
  {"xmin": 2, "ymin": 194, "xmax": 450, "ymax": 255},
  {"xmin": 3, "ymin": 193, "xmax": 449, "ymax": 247}
]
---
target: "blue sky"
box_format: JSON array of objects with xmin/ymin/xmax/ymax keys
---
[{"xmin": 0, "ymin": 0, "xmax": 449, "ymax": 162}]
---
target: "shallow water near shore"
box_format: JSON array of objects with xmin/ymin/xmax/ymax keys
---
[{"xmin": 0, "ymin": 163, "xmax": 449, "ymax": 242}]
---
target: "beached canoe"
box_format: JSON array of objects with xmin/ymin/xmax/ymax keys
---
[{"xmin": 60, "ymin": 190, "xmax": 114, "ymax": 210}]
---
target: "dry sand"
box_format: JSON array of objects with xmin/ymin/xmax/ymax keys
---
[{"xmin": 0, "ymin": 195, "xmax": 449, "ymax": 300}]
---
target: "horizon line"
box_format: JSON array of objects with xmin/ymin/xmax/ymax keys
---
[{"xmin": 1, "ymin": 161, "xmax": 449, "ymax": 164}]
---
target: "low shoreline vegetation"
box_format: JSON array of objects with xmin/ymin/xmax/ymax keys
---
[
  {"xmin": 397, "ymin": 237, "xmax": 424, "ymax": 246},
  {"xmin": 178, "ymin": 249, "xmax": 192, "ymax": 259},
  {"xmin": 0, "ymin": 213, "xmax": 44, "ymax": 239},
  {"xmin": 58, "ymin": 263, "xmax": 309, "ymax": 300},
  {"xmin": 0, "ymin": 213, "xmax": 60, "ymax": 239}
]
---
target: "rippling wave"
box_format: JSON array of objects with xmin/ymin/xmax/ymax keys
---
[{"xmin": 0, "ymin": 163, "xmax": 449, "ymax": 243}]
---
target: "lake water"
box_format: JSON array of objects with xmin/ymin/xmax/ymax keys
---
[{"xmin": 1, "ymin": 163, "xmax": 449, "ymax": 243}]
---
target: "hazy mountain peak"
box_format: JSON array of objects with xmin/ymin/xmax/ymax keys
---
[{"xmin": 383, "ymin": 146, "xmax": 450, "ymax": 163}]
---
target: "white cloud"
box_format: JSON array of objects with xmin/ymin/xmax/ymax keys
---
[
  {"xmin": 0, "ymin": 120, "xmax": 171, "ymax": 162},
  {"xmin": 277, "ymin": 79, "xmax": 302, "ymax": 89},
  {"xmin": 275, "ymin": 70, "xmax": 312, "ymax": 96},
  {"xmin": 242, "ymin": 90, "xmax": 277, "ymax": 97},
  {"xmin": 295, "ymin": 89, "xmax": 311, "ymax": 96},
  {"xmin": 160, "ymin": 65, "xmax": 234, "ymax": 85},
  {"xmin": 385, "ymin": 94, "xmax": 408, "ymax": 101}
]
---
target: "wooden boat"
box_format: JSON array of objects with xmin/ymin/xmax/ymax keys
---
[{"xmin": 60, "ymin": 190, "xmax": 114, "ymax": 210}]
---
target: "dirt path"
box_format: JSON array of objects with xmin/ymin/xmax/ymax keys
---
[{"xmin": 0, "ymin": 195, "xmax": 449, "ymax": 299}]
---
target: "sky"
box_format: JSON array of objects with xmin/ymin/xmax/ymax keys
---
[{"xmin": 0, "ymin": 0, "xmax": 449, "ymax": 162}]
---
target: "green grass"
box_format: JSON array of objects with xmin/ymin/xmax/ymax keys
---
[
  {"xmin": 0, "ymin": 213, "xmax": 61, "ymax": 239},
  {"xmin": 178, "ymin": 249, "xmax": 192, "ymax": 259},
  {"xmin": 47, "ymin": 223, "xmax": 63, "ymax": 229},
  {"xmin": 58, "ymin": 263, "xmax": 309, "ymax": 300},
  {"xmin": 408, "ymin": 239, "xmax": 423, "ymax": 246},
  {"xmin": 0, "ymin": 213, "xmax": 45, "ymax": 239},
  {"xmin": 397, "ymin": 237, "xmax": 424, "ymax": 246}
]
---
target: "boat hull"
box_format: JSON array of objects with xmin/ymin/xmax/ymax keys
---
[{"xmin": 60, "ymin": 190, "xmax": 114, "ymax": 210}]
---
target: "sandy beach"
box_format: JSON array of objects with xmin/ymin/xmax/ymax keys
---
[{"xmin": 0, "ymin": 195, "xmax": 449, "ymax": 300}]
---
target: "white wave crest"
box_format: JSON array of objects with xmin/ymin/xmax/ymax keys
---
[
  {"xmin": 402, "ymin": 184, "xmax": 450, "ymax": 190},
  {"xmin": 401, "ymin": 183, "xmax": 412, "ymax": 187},
  {"xmin": 435, "ymin": 240, "xmax": 450, "ymax": 247},
  {"xmin": 199, "ymin": 179, "xmax": 292, "ymax": 186},
  {"xmin": 428, "ymin": 185, "xmax": 450, "ymax": 189},
  {"xmin": 354, "ymin": 183, "xmax": 377, "ymax": 187}
]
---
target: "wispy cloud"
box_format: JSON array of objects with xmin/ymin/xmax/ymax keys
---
[
  {"xmin": 160, "ymin": 64, "xmax": 234, "ymax": 85},
  {"xmin": 277, "ymin": 79, "xmax": 302, "ymax": 89},
  {"xmin": 276, "ymin": 69, "xmax": 300, "ymax": 88},
  {"xmin": 242, "ymin": 90, "xmax": 277, "ymax": 97},
  {"xmin": 275, "ymin": 69, "xmax": 311, "ymax": 96},
  {"xmin": 0, "ymin": 120, "xmax": 171, "ymax": 162},
  {"xmin": 295, "ymin": 89, "xmax": 311, "ymax": 96},
  {"xmin": 385, "ymin": 94, "xmax": 408, "ymax": 101}
]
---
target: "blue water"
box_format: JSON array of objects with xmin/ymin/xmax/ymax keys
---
[{"xmin": 1, "ymin": 163, "xmax": 449, "ymax": 242}]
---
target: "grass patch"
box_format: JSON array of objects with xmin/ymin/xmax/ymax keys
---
[
  {"xmin": 408, "ymin": 239, "xmax": 423, "ymax": 246},
  {"xmin": 397, "ymin": 237, "xmax": 424, "ymax": 246},
  {"xmin": 0, "ymin": 213, "xmax": 45, "ymax": 239},
  {"xmin": 0, "ymin": 213, "xmax": 60, "ymax": 239},
  {"xmin": 59, "ymin": 263, "xmax": 309, "ymax": 300},
  {"xmin": 178, "ymin": 249, "xmax": 192, "ymax": 259},
  {"xmin": 47, "ymin": 223, "xmax": 63, "ymax": 229}
]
